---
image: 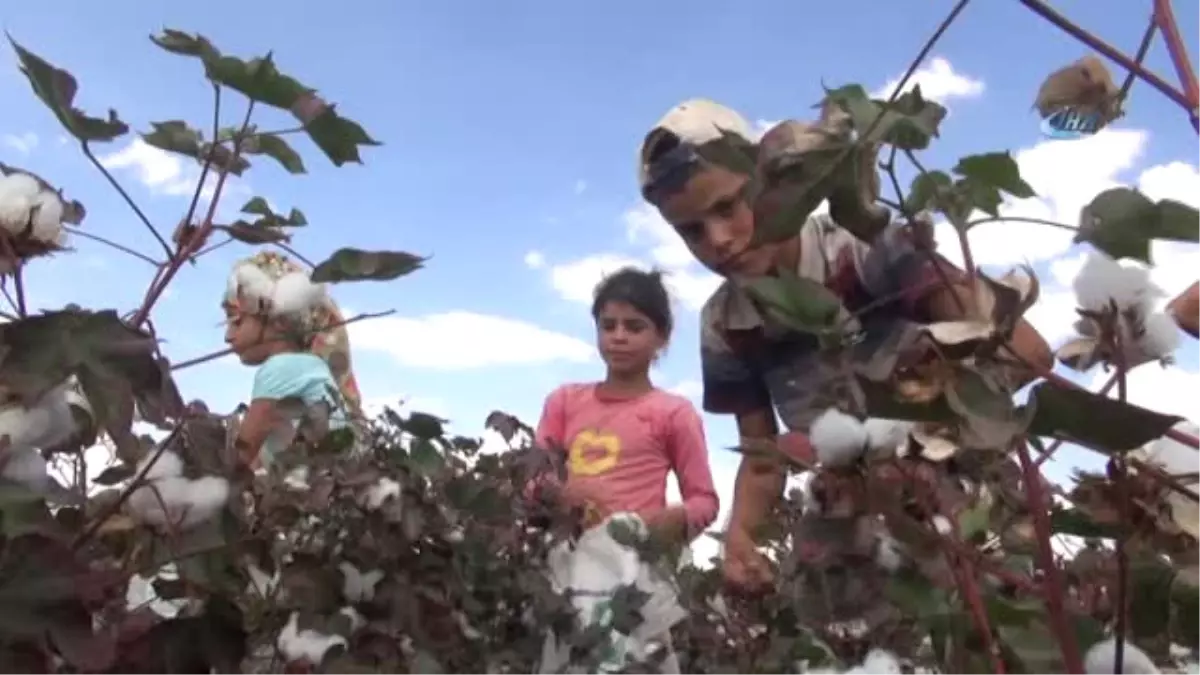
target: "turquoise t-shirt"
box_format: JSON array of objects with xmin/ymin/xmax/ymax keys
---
[{"xmin": 251, "ymin": 352, "xmax": 347, "ymax": 466}]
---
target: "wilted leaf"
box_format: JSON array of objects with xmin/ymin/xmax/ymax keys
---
[
  {"xmin": 1028, "ymin": 380, "xmax": 1184, "ymax": 452},
  {"xmin": 246, "ymin": 133, "xmax": 306, "ymax": 174},
  {"xmin": 402, "ymin": 412, "xmax": 446, "ymax": 440},
  {"xmin": 217, "ymin": 221, "xmax": 291, "ymax": 245},
  {"xmin": 8, "ymin": 35, "xmax": 128, "ymax": 142},
  {"xmin": 742, "ymin": 271, "xmax": 845, "ymax": 335},
  {"xmin": 292, "ymin": 93, "xmax": 381, "ymax": 166},
  {"xmin": 943, "ymin": 365, "xmax": 1025, "ymax": 449},
  {"xmin": 142, "ymin": 120, "xmax": 204, "ymax": 160},
  {"xmin": 311, "ymin": 248, "xmax": 427, "ymax": 283},
  {"xmin": 823, "ymin": 83, "xmax": 945, "ymax": 150}
]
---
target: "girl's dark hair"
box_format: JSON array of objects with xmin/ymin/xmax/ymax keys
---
[{"xmin": 591, "ymin": 267, "xmax": 674, "ymax": 339}]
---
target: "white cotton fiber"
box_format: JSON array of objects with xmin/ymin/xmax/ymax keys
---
[{"xmin": 810, "ymin": 408, "xmax": 868, "ymax": 467}]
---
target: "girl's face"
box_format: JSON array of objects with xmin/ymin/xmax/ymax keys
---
[
  {"xmin": 224, "ymin": 307, "xmax": 280, "ymax": 366},
  {"xmin": 595, "ymin": 300, "xmax": 666, "ymax": 377}
]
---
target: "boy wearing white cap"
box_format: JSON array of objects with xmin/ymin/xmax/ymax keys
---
[{"xmin": 637, "ymin": 99, "xmax": 1053, "ymax": 590}]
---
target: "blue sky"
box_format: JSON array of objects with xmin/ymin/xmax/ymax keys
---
[{"xmin": 3, "ymin": 0, "xmax": 1198, "ymax": 539}]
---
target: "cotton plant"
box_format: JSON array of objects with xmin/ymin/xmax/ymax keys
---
[
  {"xmin": 124, "ymin": 450, "xmax": 230, "ymax": 531},
  {"xmin": 0, "ymin": 378, "xmax": 92, "ymax": 491},
  {"xmin": 1084, "ymin": 638, "xmax": 1161, "ymax": 674},
  {"xmin": 0, "ymin": 167, "xmax": 84, "ymax": 273},
  {"xmin": 1058, "ymin": 250, "xmax": 1181, "ymax": 370},
  {"xmin": 809, "ymin": 407, "xmax": 913, "ymax": 467}
]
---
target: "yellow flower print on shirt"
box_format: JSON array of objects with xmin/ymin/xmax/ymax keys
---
[{"xmin": 567, "ymin": 429, "xmax": 622, "ymax": 476}]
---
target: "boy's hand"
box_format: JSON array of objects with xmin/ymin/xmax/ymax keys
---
[{"xmin": 722, "ymin": 526, "xmax": 774, "ymax": 591}]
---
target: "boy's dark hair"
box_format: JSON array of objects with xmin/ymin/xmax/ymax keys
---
[{"xmin": 591, "ymin": 267, "xmax": 674, "ymax": 339}]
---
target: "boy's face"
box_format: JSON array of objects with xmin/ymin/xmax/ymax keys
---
[{"xmin": 654, "ymin": 164, "xmax": 778, "ymax": 280}]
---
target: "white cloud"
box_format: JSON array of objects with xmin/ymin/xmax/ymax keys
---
[
  {"xmin": 541, "ymin": 204, "xmax": 722, "ymax": 312},
  {"xmin": 97, "ymin": 139, "xmax": 250, "ymax": 209},
  {"xmin": 573, "ymin": 179, "xmax": 588, "ymax": 195},
  {"xmin": 2, "ymin": 132, "xmax": 38, "ymax": 155},
  {"xmin": 349, "ymin": 311, "xmax": 593, "ymax": 369},
  {"xmin": 548, "ymin": 253, "xmax": 644, "ymax": 304},
  {"xmin": 872, "ymin": 56, "xmax": 985, "ymax": 103},
  {"xmin": 523, "ymin": 250, "xmax": 546, "ymax": 269}
]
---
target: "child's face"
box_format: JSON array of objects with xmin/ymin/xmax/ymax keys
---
[
  {"xmin": 224, "ymin": 307, "xmax": 278, "ymax": 366},
  {"xmin": 594, "ymin": 301, "xmax": 665, "ymax": 377},
  {"xmin": 654, "ymin": 164, "xmax": 779, "ymax": 280}
]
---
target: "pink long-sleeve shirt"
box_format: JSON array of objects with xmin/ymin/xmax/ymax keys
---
[{"xmin": 534, "ymin": 383, "xmax": 720, "ymax": 538}]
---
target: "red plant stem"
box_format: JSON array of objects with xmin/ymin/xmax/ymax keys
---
[
  {"xmin": 1112, "ymin": 333, "xmax": 1132, "ymax": 673},
  {"xmin": 1015, "ymin": 441, "xmax": 1084, "ymax": 674},
  {"xmin": 130, "ymin": 102, "xmax": 255, "ymax": 328},
  {"xmin": 1017, "ymin": 0, "xmax": 1194, "ymax": 113},
  {"xmin": 944, "ymin": 533, "xmax": 1006, "ymax": 673}
]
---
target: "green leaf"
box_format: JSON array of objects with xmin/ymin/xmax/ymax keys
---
[
  {"xmin": 0, "ymin": 479, "xmax": 44, "ymax": 507},
  {"xmin": 8, "ymin": 34, "xmax": 128, "ymax": 142},
  {"xmin": 150, "ymin": 31, "xmax": 312, "ymax": 111},
  {"xmin": 1077, "ymin": 188, "xmax": 1155, "ymax": 262},
  {"xmin": 1027, "ymin": 380, "xmax": 1184, "ymax": 452},
  {"xmin": 292, "ymin": 93, "xmax": 381, "ymax": 166},
  {"xmin": 142, "ymin": 120, "xmax": 204, "ymax": 160},
  {"xmin": 1049, "ymin": 507, "xmax": 1118, "ymax": 538},
  {"xmin": 884, "ymin": 569, "xmax": 951, "ymax": 618},
  {"xmin": 951, "ymin": 152, "xmax": 1036, "ymax": 200},
  {"xmin": 906, "ymin": 170, "xmax": 953, "ymax": 213},
  {"xmin": 246, "ymin": 133, "xmax": 306, "ymax": 174},
  {"xmin": 409, "ymin": 438, "xmax": 444, "ymax": 475},
  {"xmin": 311, "ymin": 248, "xmax": 427, "ymax": 283},
  {"xmin": 240, "ymin": 197, "xmax": 273, "ymax": 217},
  {"xmin": 957, "ymin": 499, "xmax": 991, "ymax": 542},
  {"xmin": 955, "ymin": 176, "xmax": 1004, "ymax": 218},
  {"xmin": 741, "ymin": 271, "xmax": 845, "ymax": 335}
]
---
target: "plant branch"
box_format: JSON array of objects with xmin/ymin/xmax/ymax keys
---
[
  {"xmin": 170, "ymin": 309, "xmax": 396, "ymax": 371},
  {"xmin": 63, "ymin": 226, "xmax": 162, "ymax": 266},
  {"xmin": 1015, "ymin": 440, "xmax": 1085, "ymax": 673},
  {"xmin": 965, "ymin": 215, "xmax": 1078, "ymax": 233},
  {"xmin": 190, "ymin": 236, "xmax": 234, "ymax": 261},
  {"xmin": 253, "ymin": 126, "xmax": 304, "ymax": 137},
  {"xmin": 271, "ymin": 242, "xmax": 317, "ymax": 268},
  {"xmin": 12, "ymin": 266, "xmax": 26, "ymax": 318},
  {"xmin": 80, "ymin": 142, "xmax": 175, "ymax": 261},
  {"xmin": 1112, "ymin": 325, "xmax": 1131, "ymax": 674},
  {"xmin": 132, "ymin": 98, "xmax": 255, "ymax": 328},
  {"xmin": 1016, "ymin": 0, "xmax": 1193, "ymax": 113}
]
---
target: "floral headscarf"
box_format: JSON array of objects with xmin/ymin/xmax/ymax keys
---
[{"xmin": 222, "ymin": 251, "xmax": 364, "ymax": 423}]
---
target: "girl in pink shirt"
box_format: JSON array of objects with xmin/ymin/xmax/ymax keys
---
[{"xmin": 535, "ymin": 267, "xmax": 720, "ymax": 542}]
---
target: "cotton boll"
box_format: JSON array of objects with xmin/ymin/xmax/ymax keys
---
[
  {"xmin": 875, "ymin": 530, "xmax": 905, "ymax": 571},
  {"xmin": 233, "ymin": 263, "xmax": 276, "ymax": 304},
  {"xmin": 364, "ymin": 477, "xmax": 401, "ymax": 510},
  {"xmin": 338, "ymin": 606, "xmax": 366, "ymax": 633},
  {"xmin": 277, "ymin": 612, "xmax": 347, "ymax": 666},
  {"xmin": 271, "ymin": 271, "xmax": 324, "ymax": 317},
  {"xmin": 1, "ymin": 449, "xmax": 48, "ymax": 489},
  {"xmin": 28, "ymin": 191, "xmax": 63, "ymax": 243},
  {"xmin": 1137, "ymin": 311, "xmax": 1181, "ymax": 361},
  {"xmin": 932, "ymin": 515, "xmax": 952, "ymax": 535},
  {"xmin": 127, "ymin": 475, "xmax": 230, "ymax": 531},
  {"xmin": 138, "ymin": 450, "xmax": 184, "ymax": 481},
  {"xmin": 338, "ymin": 561, "xmax": 384, "ymax": 602},
  {"xmin": 1084, "ymin": 638, "xmax": 1159, "ymax": 674},
  {"xmin": 0, "ymin": 174, "xmax": 39, "ymax": 235},
  {"xmin": 1073, "ymin": 251, "xmax": 1160, "ymax": 312},
  {"xmin": 0, "ymin": 386, "xmax": 76, "ymax": 453},
  {"xmin": 810, "ymin": 408, "xmax": 868, "ymax": 467},
  {"xmin": 863, "ymin": 418, "xmax": 912, "ymax": 459},
  {"xmin": 864, "ymin": 648, "xmax": 902, "ymax": 672}
]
